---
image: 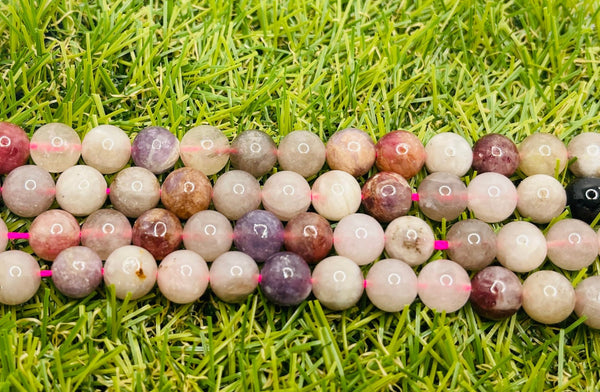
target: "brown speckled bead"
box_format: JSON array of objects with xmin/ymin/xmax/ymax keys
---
[
  {"xmin": 161, "ymin": 167, "xmax": 212, "ymax": 219},
  {"xmin": 446, "ymin": 219, "xmax": 496, "ymax": 271},
  {"xmin": 375, "ymin": 130, "xmax": 425, "ymax": 179},
  {"xmin": 81, "ymin": 209, "xmax": 133, "ymax": 260},
  {"xmin": 470, "ymin": 266, "xmax": 522, "ymax": 320},
  {"xmin": 416, "ymin": 172, "xmax": 468, "ymax": 222},
  {"xmin": 361, "ymin": 172, "xmax": 412, "ymax": 223},
  {"xmin": 132, "ymin": 208, "xmax": 183, "ymax": 260},
  {"xmin": 472, "ymin": 134, "xmax": 519, "ymax": 176},
  {"xmin": 326, "ymin": 128, "xmax": 375, "ymax": 177},
  {"xmin": 284, "ymin": 212, "xmax": 333, "ymax": 263},
  {"xmin": 384, "ymin": 216, "xmax": 434, "ymax": 266},
  {"xmin": 230, "ymin": 130, "xmax": 277, "ymax": 177},
  {"xmin": 29, "ymin": 210, "xmax": 80, "ymax": 261}
]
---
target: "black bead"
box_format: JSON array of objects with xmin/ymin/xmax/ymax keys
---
[{"xmin": 566, "ymin": 177, "xmax": 600, "ymax": 223}]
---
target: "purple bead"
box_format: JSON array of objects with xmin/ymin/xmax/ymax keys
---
[
  {"xmin": 233, "ymin": 210, "xmax": 284, "ymax": 262},
  {"xmin": 52, "ymin": 246, "xmax": 103, "ymax": 298},
  {"xmin": 472, "ymin": 134, "xmax": 519, "ymax": 177},
  {"xmin": 470, "ymin": 266, "xmax": 522, "ymax": 320},
  {"xmin": 260, "ymin": 252, "xmax": 312, "ymax": 306},
  {"xmin": 131, "ymin": 126, "xmax": 180, "ymax": 174}
]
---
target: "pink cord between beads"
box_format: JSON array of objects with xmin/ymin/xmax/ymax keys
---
[
  {"xmin": 40, "ymin": 270, "xmax": 52, "ymax": 277},
  {"xmin": 411, "ymin": 193, "xmax": 420, "ymax": 201},
  {"xmin": 7, "ymin": 232, "xmax": 29, "ymax": 240},
  {"xmin": 434, "ymin": 240, "xmax": 449, "ymax": 250}
]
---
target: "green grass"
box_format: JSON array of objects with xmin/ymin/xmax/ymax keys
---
[{"xmin": 1, "ymin": 0, "xmax": 600, "ymax": 390}]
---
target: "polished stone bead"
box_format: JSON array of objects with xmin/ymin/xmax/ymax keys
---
[
  {"xmin": 81, "ymin": 209, "xmax": 132, "ymax": 260},
  {"xmin": 277, "ymin": 130, "xmax": 326, "ymax": 178},
  {"xmin": 261, "ymin": 171, "xmax": 311, "ymax": 221},
  {"xmin": 212, "ymin": 170, "xmax": 262, "ymax": 220},
  {"xmin": 161, "ymin": 167, "xmax": 212, "ymax": 219},
  {"xmin": 375, "ymin": 130, "xmax": 425, "ymax": 179},
  {"xmin": 210, "ymin": 251, "xmax": 259, "ymax": 303},
  {"xmin": 30, "ymin": 122, "xmax": 81, "ymax": 173},
  {"xmin": 466, "ymin": 172, "xmax": 518, "ymax": 223},
  {"xmin": 157, "ymin": 250, "xmax": 209, "ymax": 304},
  {"xmin": 0, "ymin": 122, "xmax": 29, "ymax": 174},
  {"xmin": 417, "ymin": 172, "xmax": 468, "ymax": 221},
  {"xmin": 233, "ymin": 210, "xmax": 284, "ymax": 262},
  {"xmin": 104, "ymin": 245, "xmax": 157, "ymax": 300},
  {"xmin": 326, "ymin": 128, "xmax": 376, "ymax": 177},
  {"xmin": 283, "ymin": 212, "xmax": 333, "ymax": 263},
  {"xmin": 183, "ymin": 210, "xmax": 233, "ymax": 262},
  {"xmin": 333, "ymin": 213, "xmax": 385, "ymax": 265},
  {"xmin": 470, "ymin": 266, "xmax": 522, "ymax": 320},
  {"xmin": 446, "ymin": 219, "xmax": 496, "ymax": 270},
  {"xmin": 180, "ymin": 125, "xmax": 230, "ymax": 175},
  {"xmin": 496, "ymin": 221, "xmax": 546, "ymax": 273},
  {"xmin": 566, "ymin": 177, "xmax": 600, "ymax": 224},
  {"xmin": 312, "ymin": 256, "xmax": 364, "ymax": 310},
  {"xmin": 131, "ymin": 126, "xmax": 180, "ymax": 174},
  {"xmin": 109, "ymin": 167, "xmax": 161, "ymax": 218},
  {"xmin": 417, "ymin": 259, "xmax": 471, "ymax": 313},
  {"xmin": 56, "ymin": 165, "xmax": 107, "ymax": 216},
  {"xmin": 51, "ymin": 246, "xmax": 103, "ymax": 298},
  {"xmin": 0, "ymin": 251, "xmax": 41, "ymax": 305},
  {"xmin": 82, "ymin": 125, "xmax": 131, "ymax": 174},
  {"xmin": 546, "ymin": 219, "xmax": 598, "ymax": 271},
  {"xmin": 311, "ymin": 170, "xmax": 361, "ymax": 221},
  {"xmin": 365, "ymin": 259, "xmax": 417, "ymax": 312},
  {"xmin": 522, "ymin": 271, "xmax": 575, "ymax": 324},
  {"xmin": 0, "ymin": 219, "xmax": 7, "ymax": 252},
  {"xmin": 230, "ymin": 130, "xmax": 277, "ymax": 177},
  {"xmin": 361, "ymin": 172, "xmax": 412, "ymax": 223},
  {"xmin": 384, "ymin": 216, "xmax": 434, "ymax": 266},
  {"xmin": 29, "ymin": 210, "xmax": 80, "ymax": 261},
  {"xmin": 518, "ymin": 133, "xmax": 567, "ymax": 177},
  {"xmin": 472, "ymin": 134, "xmax": 519, "ymax": 176},
  {"xmin": 567, "ymin": 132, "xmax": 600, "ymax": 177},
  {"xmin": 260, "ymin": 252, "xmax": 312, "ymax": 306},
  {"xmin": 424, "ymin": 133, "xmax": 473, "ymax": 177},
  {"xmin": 2, "ymin": 165, "xmax": 55, "ymax": 217},
  {"xmin": 516, "ymin": 174, "xmax": 566, "ymax": 223},
  {"xmin": 575, "ymin": 276, "xmax": 600, "ymax": 329},
  {"xmin": 132, "ymin": 208, "xmax": 183, "ymax": 260}
]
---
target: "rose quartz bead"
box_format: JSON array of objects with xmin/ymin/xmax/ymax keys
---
[
  {"xmin": 326, "ymin": 128, "xmax": 375, "ymax": 177},
  {"xmin": 446, "ymin": 219, "xmax": 496, "ymax": 270},
  {"xmin": 375, "ymin": 130, "xmax": 425, "ymax": 179},
  {"xmin": 522, "ymin": 271, "xmax": 575, "ymax": 324},
  {"xmin": 311, "ymin": 256, "xmax": 364, "ymax": 311},
  {"xmin": 132, "ymin": 208, "xmax": 182, "ymax": 260},
  {"xmin": 546, "ymin": 219, "xmax": 598, "ymax": 271},
  {"xmin": 417, "ymin": 259, "xmax": 471, "ymax": 313},
  {"xmin": 51, "ymin": 246, "xmax": 103, "ymax": 298},
  {"xmin": 157, "ymin": 250, "xmax": 209, "ymax": 304},
  {"xmin": 30, "ymin": 123, "xmax": 81, "ymax": 173},
  {"xmin": 180, "ymin": 125, "xmax": 230, "ymax": 175},
  {"xmin": 472, "ymin": 134, "xmax": 519, "ymax": 177},
  {"xmin": 230, "ymin": 130, "xmax": 277, "ymax": 177},
  {"xmin": 516, "ymin": 174, "xmax": 566, "ymax": 223},
  {"xmin": 424, "ymin": 133, "xmax": 472, "ymax": 177},
  {"xmin": 518, "ymin": 133, "xmax": 568, "ymax": 176},
  {"xmin": 361, "ymin": 172, "xmax": 412, "ymax": 223},
  {"xmin": 0, "ymin": 219, "xmax": 7, "ymax": 252},
  {"xmin": 81, "ymin": 209, "xmax": 132, "ymax": 260},
  {"xmin": 575, "ymin": 276, "xmax": 600, "ymax": 329},
  {"xmin": 212, "ymin": 170, "xmax": 262, "ymax": 220},
  {"xmin": 0, "ymin": 251, "xmax": 41, "ymax": 305},
  {"xmin": 2, "ymin": 165, "xmax": 55, "ymax": 217},
  {"xmin": 0, "ymin": 122, "xmax": 29, "ymax": 174},
  {"xmin": 333, "ymin": 213, "xmax": 385, "ymax": 265},
  {"xmin": 277, "ymin": 130, "xmax": 326, "ymax": 178},
  {"xmin": 210, "ymin": 251, "xmax": 259, "ymax": 303},
  {"xmin": 568, "ymin": 133, "xmax": 600, "ymax": 177},
  {"xmin": 311, "ymin": 170, "xmax": 361, "ymax": 221},
  {"xmin": 104, "ymin": 245, "xmax": 157, "ymax": 300},
  {"xmin": 109, "ymin": 167, "xmax": 161, "ymax": 218},
  {"xmin": 417, "ymin": 172, "xmax": 468, "ymax": 222},
  {"xmin": 29, "ymin": 210, "xmax": 80, "ymax": 261},
  {"xmin": 261, "ymin": 171, "xmax": 311, "ymax": 221},
  {"xmin": 56, "ymin": 165, "xmax": 107, "ymax": 216},
  {"xmin": 384, "ymin": 216, "xmax": 434, "ymax": 266},
  {"xmin": 82, "ymin": 125, "xmax": 131, "ymax": 174},
  {"xmin": 365, "ymin": 259, "xmax": 417, "ymax": 312},
  {"xmin": 183, "ymin": 210, "xmax": 233, "ymax": 262},
  {"xmin": 161, "ymin": 167, "xmax": 212, "ymax": 219},
  {"xmin": 131, "ymin": 126, "xmax": 180, "ymax": 174},
  {"xmin": 283, "ymin": 212, "xmax": 333, "ymax": 263},
  {"xmin": 496, "ymin": 221, "xmax": 547, "ymax": 273},
  {"xmin": 469, "ymin": 266, "xmax": 522, "ymax": 320},
  {"xmin": 466, "ymin": 172, "xmax": 518, "ymax": 223}
]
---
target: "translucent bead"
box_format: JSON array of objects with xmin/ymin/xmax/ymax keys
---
[
  {"xmin": 365, "ymin": 259, "xmax": 417, "ymax": 312},
  {"xmin": 417, "ymin": 259, "xmax": 471, "ymax": 313},
  {"xmin": 518, "ymin": 133, "xmax": 567, "ymax": 177},
  {"xmin": 522, "ymin": 271, "xmax": 575, "ymax": 324},
  {"xmin": 361, "ymin": 172, "xmax": 412, "ymax": 223},
  {"xmin": 469, "ymin": 266, "xmax": 522, "ymax": 320},
  {"xmin": 212, "ymin": 170, "xmax": 262, "ymax": 220},
  {"xmin": 29, "ymin": 210, "xmax": 80, "ymax": 261},
  {"xmin": 466, "ymin": 172, "xmax": 517, "ymax": 223},
  {"xmin": 209, "ymin": 251, "xmax": 259, "ymax": 303},
  {"xmin": 424, "ymin": 133, "xmax": 472, "ymax": 177},
  {"xmin": 472, "ymin": 134, "xmax": 519, "ymax": 177},
  {"xmin": 516, "ymin": 174, "xmax": 566, "ymax": 223},
  {"xmin": 55, "ymin": 165, "xmax": 107, "ymax": 216},
  {"xmin": 546, "ymin": 219, "xmax": 598, "ymax": 271},
  {"xmin": 82, "ymin": 125, "xmax": 131, "ymax": 174},
  {"xmin": 260, "ymin": 252, "xmax": 312, "ymax": 306},
  {"xmin": 161, "ymin": 167, "xmax": 212, "ymax": 219},
  {"xmin": 233, "ymin": 210, "xmax": 284, "ymax": 262},
  {"xmin": 311, "ymin": 170, "xmax": 361, "ymax": 221},
  {"xmin": 384, "ymin": 216, "xmax": 434, "ymax": 266},
  {"xmin": 333, "ymin": 213, "xmax": 385, "ymax": 265},
  {"xmin": 52, "ymin": 246, "xmax": 103, "ymax": 298},
  {"xmin": 230, "ymin": 130, "xmax": 277, "ymax": 177},
  {"xmin": 567, "ymin": 132, "xmax": 600, "ymax": 177},
  {"xmin": 277, "ymin": 130, "xmax": 326, "ymax": 178},
  {"xmin": 30, "ymin": 122, "xmax": 81, "ymax": 173},
  {"xmin": 446, "ymin": 219, "xmax": 496, "ymax": 270},
  {"xmin": 311, "ymin": 256, "xmax": 364, "ymax": 310},
  {"xmin": 131, "ymin": 126, "xmax": 179, "ymax": 174},
  {"xmin": 575, "ymin": 276, "xmax": 600, "ymax": 329},
  {"xmin": 375, "ymin": 130, "xmax": 425, "ymax": 179},
  {"xmin": 81, "ymin": 209, "xmax": 132, "ymax": 260},
  {"xmin": 157, "ymin": 250, "xmax": 209, "ymax": 304},
  {"xmin": 109, "ymin": 167, "xmax": 161, "ymax": 218},
  {"xmin": 283, "ymin": 212, "xmax": 333, "ymax": 263},
  {"xmin": 132, "ymin": 208, "xmax": 182, "ymax": 260},
  {"xmin": 180, "ymin": 125, "xmax": 230, "ymax": 175},
  {"xmin": 326, "ymin": 128, "xmax": 375, "ymax": 177},
  {"xmin": 0, "ymin": 121, "xmax": 29, "ymax": 174},
  {"xmin": 417, "ymin": 172, "xmax": 467, "ymax": 222},
  {"xmin": 261, "ymin": 171, "xmax": 311, "ymax": 221},
  {"xmin": 0, "ymin": 251, "xmax": 41, "ymax": 305},
  {"xmin": 183, "ymin": 210, "xmax": 233, "ymax": 262},
  {"xmin": 496, "ymin": 221, "xmax": 547, "ymax": 273},
  {"xmin": 104, "ymin": 245, "xmax": 157, "ymax": 300},
  {"xmin": 2, "ymin": 165, "xmax": 55, "ymax": 218}
]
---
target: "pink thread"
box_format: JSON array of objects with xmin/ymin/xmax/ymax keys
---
[
  {"xmin": 411, "ymin": 193, "xmax": 420, "ymax": 201},
  {"xmin": 106, "ymin": 188, "xmax": 110, "ymax": 195},
  {"xmin": 434, "ymin": 240, "xmax": 449, "ymax": 250},
  {"xmin": 363, "ymin": 279, "xmax": 368, "ymax": 288},
  {"xmin": 7, "ymin": 232, "xmax": 29, "ymax": 240},
  {"xmin": 40, "ymin": 270, "xmax": 52, "ymax": 278},
  {"xmin": 257, "ymin": 274, "xmax": 262, "ymax": 283}
]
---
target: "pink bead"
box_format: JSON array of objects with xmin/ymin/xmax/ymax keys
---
[
  {"xmin": 81, "ymin": 209, "xmax": 133, "ymax": 260},
  {"xmin": 333, "ymin": 213, "xmax": 385, "ymax": 265},
  {"xmin": 311, "ymin": 170, "xmax": 362, "ymax": 221},
  {"xmin": 2, "ymin": 165, "xmax": 56, "ymax": 218},
  {"xmin": 466, "ymin": 172, "xmax": 517, "ymax": 223},
  {"xmin": 29, "ymin": 210, "xmax": 80, "ymax": 261},
  {"xmin": 261, "ymin": 171, "xmax": 311, "ymax": 221},
  {"xmin": 209, "ymin": 251, "xmax": 259, "ymax": 303},
  {"xmin": 496, "ymin": 221, "xmax": 546, "ymax": 273},
  {"xmin": 417, "ymin": 259, "xmax": 471, "ymax": 313},
  {"xmin": 157, "ymin": 250, "xmax": 209, "ymax": 304},
  {"xmin": 522, "ymin": 271, "xmax": 575, "ymax": 324},
  {"xmin": 365, "ymin": 259, "xmax": 417, "ymax": 312},
  {"xmin": 183, "ymin": 210, "xmax": 233, "ymax": 262},
  {"xmin": 0, "ymin": 122, "xmax": 30, "ymax": 174},
  {"xmin": 0, "ymin": 251, "xmax": 41, "ymax": 305},
  {"xmin": 311, "ymin": 256, "xmax": 364, "ymax": 310},
  {"xmin": 546, "ymin": 219, "xmax": 598, "ymax": 271}
]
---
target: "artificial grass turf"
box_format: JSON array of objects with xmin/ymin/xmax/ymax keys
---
[{"xmin": 1, "ymin": 0, "xmax": 600, "ymax": 390}]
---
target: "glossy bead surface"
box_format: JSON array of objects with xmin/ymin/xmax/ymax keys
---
[
  {"xmin": 472, "ymin": 134, "xmax": 519, "ymax": 176},
  {"xmin": 522, "ymin": 271, "xmax": 575, "ymax": 324},
  {"xmin": 312, "ymin": 256, "xmax": 364, "ymax": 310},
  {"xmin": 361, "ymin": 172, "xmax": 412, "ymax": 223},
  {"xmin": 284, "ymin": 212, "xmax": 333, "ymax": 263},
  {"xmin": 209, "ymin": 251, "xmax": 259, "ymax": 303},
  {"xmin": 518, "ymin": 133, "xmax": 567, "ymax": 177},
  {"xmin": 132, "ymin": 208, "xmax": 183, "ymax": 260},
  {"xmin": 470, "ymin": 266, "xmax": 522, "ymax": 320},
  {"xmin": 260, "ymin": 252, "xmax": 312, "ymax": 306},
  {"xmin": 467, "ymin": 172, "xmax": 518, "ymax": 223},
  {"xmin": 261, "ymin": 171, "xmax": 311, "ymax": 221},
  {"xmin": 0, "ymin": 251, "xmax": 41, "ymax": 305},
  {"xmin": 375, "ymin": 130, "xmax": 425, "ymax": 179},
  {"xmin": 311, "ymin": 170, "xmax": 361, "ymax": 221},
  {"xmin": 81, "ymin": 209, "xmax": 132, "ymax": 260},
  {"xmin": 546, "ymin": 219, "xmax": 598, "ymax": 271},
  {"xmin": 417, "ymin": 259, "xmax": 471, "ymax": 313},
  {"xmin": 183, "ymin": 210, "xmax": 233, "ymax": 262},
  {"xmin": 575, "ymin": 276, "xmax": 600, "ymax": 329},
  {"xmin": 157, "ymin": 250, "xmax": 209, "ymax": 304},
  {"xmin": 230, "ymin": 130, "xmax": 277, "ymax": 177},
  {"xmin": 109, "ymin": 167, "xmax": 161, "ymax": 218},
  {"xmin": 30, "ymin": 122, "xmax": 81, "ymax": 173},
  {"xmin": 496, "ymin": 221, "xmax": 547, "ymax": 273},
  {"xmin": 417, "ymin": 172, "xmax": 468, "ymax": 221},
  {"xmin": 180, "ymin": 125, "xmax": 230, "ymax": 175},
  {"xmin": 365, "ymin": 259, "xmax": 417, "ymax": 312},
  {"xmin": 446, "ymin": 219, "xmax": 496, "ymax": 270},
  {"xmin": 333, "ymin": 213, "xmax": 385, "ymax": 265},
  {"xmin": 55, "ymin": 165, "xmax": 107, "ymax": 216},
  {"xmin": 2, "ymin": 165, "xmax": 55, "ymax": 217},
  {"xmin": 516, "ymin": 174, "xmax": 566, "ymax": 223},
  {"xmin": 161, "ymin": 167, "xmax": 212, "ymax": 219},
  {"xmin": 384, "ymin": 216, "xmax": 434, "ymax": 266},
  {"xmin": 233, "ymin": 210, "xmax": 284, "ymax": 262},
  {"xmin": 212, "ymin": 170, "xmax": 262, "ymax": 220},
  {"xmin": 82, "ymin": 125, "xmax": 131, "ymax": 174},
  {"xmin": 566, "ymin": 177, "xmax": 600, "ymax": 224},
  {"xmin": 567, "ymin": 132, "xmax": 600, "ymax": 177},
  {"xmin": 326, "ymin": 128, "xmax": 375, "ymax": 177},
  {"xmin": 0, "ymin": 220, "xmax": 7, "ymax": 252},
  {"xmin": 424, "ymin": 133, "xmax": 472, "ymax": 177},
  {"xmin": 277, "ymin": 130, "xmax": 326, "ymax": 178},
  {"xmin": 0, "ymin": 122, "xmax": 29, "ymax": 174},
  {"xmin": 29, "ymin": 210, "xmax": 80, "ymax": 261},
  {"xmin": 51, "ymin": 246, "xmax": 103, "ymax": 298},
  {"xmin": 131, "ymin": 126, "xmax": 180, "ymax": 174},
  {"xmin": 104, "ymin": 245, "xmax": 157, "ymax": 300}
]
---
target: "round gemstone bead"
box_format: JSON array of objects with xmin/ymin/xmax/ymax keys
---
[
  {"xmin": 333, "ymin": 213, "xmax": 385, "ymax": 265},
  {"xmin": 567, "ymin": 132, "xmax": 600, "ymax": 177},
  {"xmin": 472, "ymin": 134, "xmax": 519, "ymax": 176},
  {"xmin": 516, "ymin": 174, "xmax": 566, "ymax": 223},
  {"xmin": 81, "ymin": 209, "xmax": 132, "ymax": 260},
  {"xmin": 424, "ymin": 133, "xmax": 472, "ymax": 177},
  {"xmin": 277, "ymin": 130, "xmax": 326, "ymax": 178},
  {"xmin": 312, "ymin": 256, "xmax": 364, "ymax": 310},
  {"xmin": 311, "ymin": 170, "xmax": 361, "ymax": 221},
  {"xmin": 183, "ymin": 210, "xmax": 233, "ymax": 262},
  {"xmin": 326, "ymin": 128, "xmax": 376, "ymax": 177},
  {"xmin": 30, "ymin": 122, "xmax": 81, "ymax": 173},
  {"xmin": 109, "ymin": 167, "xmax": 161, "ymax": 218},
  {"xmin": 361, "ymin": 172, "xmax": 412, "ymax": 223},
  {"xmin": 384, "ymin": 216, "xmax": 434, "ymax": 266},
  {"xmin": 209, "ymin": 251, "xmax": 259, "ymax": 303},
  {"xmin": 470, "ymin": 266, "xmax": 522, "ymax": 320},
  {"xmin": 416, "ymin": 172, "xmax": 468, "ymax": 221},
  {"xmin": 575, "ymin": 276, "xmax": 600, "ymax": 329},
  {"xmin": 161, "ymin": 167, "xmax": 212, "ymax": 219},
  {"xmin": 545, "ymin": 219, "xmax": 598, "ymax": 271},
  {"xmin": 29, "ymin": 210, "xmax": 80, "ymax": 261},
  {"xmin": 0, "ymin": 219, "xmax": 7, "ymax": 252},
  {"xmin": 55, "ymin": 165, "xmax": 107, "ymax": 216},
  {"xmin": 261, "ymin": 171, "xmax": 311, "ymax": 221},
  {"xmin": 131, "ymin": 126, "xmax": 180, "ymax": 174},
  {"xmin": 157, "ymin": 250, "xmax": 209, "ymax": 304},
  {"xmin": 81, "ymin": 125, "xmax": 131, "ymax": 174},
  {"xmin": 233, "ymin": 210, "xmax": 284, "ymax": 262},
  {"xmin": 212, "ymin": 170, "xmax": 262, "ymax": 220},
  {"xmin": 104, "ymin": 245, "xmax": 157, "ymax": 300},
  {"xmin": 283, "ymin": 212, "xmax": 333, "ymax": 263},
  {"xmin": 566, "ymin": 177, "xmax": 600, "ymax": 224},
  {"xmin": 2, "ymin": 165, "xmax": 55, "ymax": 217},
  {"xmin": 417, "ymin": 259, "xmax": 471, "ymax": 313},
  {"xmin": 260, "ymin": 252, "xmax": 312, "ymax": 306},
  {"xmin": 0, "ymin": 251, "xmax": 41, "ymax": 305},
  {"xmin": 375, "ymin": 130, "xmax": 425, "ymax": 179},
  {"xmin": 446, "ymin": 219, "xmax": 496, "ymax": 270},
  {"xmin": 466, "ymin": 172, "xmax": 518, "ymax": 223},
  {"xmin": 518, "ymin": 133, "xmax": 567, "ymax": 177},
  {"xmin": 180, "ymin": 125, "xmax": 230, "ymax": 175},
  {"xmin": 522, "ymin": 271, "xmax": 575, "ymax": 324},
  {"xmin": 230, "ymin": 130, "xmax": 277, "ymax": 177},
  {"xmin": 51, "ymin": 246, "xmax": 103, "ymax": 298},
  {"xmin": 0, "ymin": 122, "xmax": 30, "ymax": 174},
  {"xmin": 365, "ymin": 259, "xmax": 417, "ymax": 312},
  {"xmin": 132, "ymin": 208, "xmax": 183, "ymax": 260},
  {"xmin": 496, "ymin": 221, "xmax": 547, "ymax": 273}
]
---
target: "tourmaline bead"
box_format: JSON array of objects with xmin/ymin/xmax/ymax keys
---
[
  {"xmin": 365, "ymin": 259, "xmax": 417, "ymax": 312},
  {"xmin": 2, "ymin": 165, "xmax": 55, "ymax": 217},
  {"xmin": 261, "ymin": 171, "xmax": 311, "ymax": 221},
  {"xmin": 81, "ymin": 125, "xmax": 131, "ymax": 174},
  {"xmin": 157, "ymin": 250, "xmax": 209, "ymax": 304},
  {"xmin": 472, "ymin": 134, "xmax": 519, "ymax": 177},
  {"xmin": 30, "ymin": 122, "xmax": 81, "ymax": 173},
  {"xmin": 361, "ymin": 172, "xmax": 412, "ymax": 223},
  {"xmin": 546, "ymin": 219, "xmax": 598, "ymax": 271},
  {"xmin": 260, "ymin": 252, "xmax": 312, "ymax": 306},
  {"xmin": 567, "ymin": 132, "xmax": 600, "ymax": 177},
  {"xmin": 277, "ymin": 130, "xmax": 326, "ymax": 178},
  {"xmin": 161, "ymin": 167, "xmax": 212, "ymax": 219},
  {"xmin": 55, "ymin": 165, "xmax": 107, "ymax": 216},
  {"xmin": 0, "ymin": 219, "xmax": 7, "ymax": 252},
  {"xmin": 230, "ymin": 130, "xmax": 277, "ymax": 177},
  {"xmin": 81, "ymin": 209, "xmax": 132, "ymax": 260},
  {"xmin": 496, "ymin": 221, "xmax": 547, "ymax": 273},
  {"xmin": 183, "ymin": 210, "xmax": 233, "ymax": 262},
  {"xmin": 384, "ymin": 216, "xmax": 434, "ymax": 266},
  {"xmin": 312, "ymin": 256, "xmax": 364, "ymax": 310},
  {"xmin": 326, "ymin": 128, "xmax": 375, "ymax": 177},
  {"xmin": 575, "ymin": 276, "xmax": 600, "ymax": 329},
  {"xmin": 132, "ymin": 208, "xmax": 183, "ymax": 260},
  {"xmin": 518, "ymin": 133, "xmax": 568, "ymax": 177},
  {"xmin": 446, "ymin": 219, "xmax": 496, "ymax": 271},
  {"xmin": 469, "ymin": 266, "xmax": 522, "ymax": 320},
  {"xmin": 311, "ymin": 170, "xmax": 361, "ymax": 221},
  {"xmin": 375, "ymin": 130, "xmax": 425, "ymax": 179},
  {"xmin": 29, "ymin": 210, "xmax": 80, "ymax": 261},
  {"xmin": 0, "ymin": 122, "xmax": 29, "ymax": 174},
  {"xmin": 417, "ymin": 172, "xmax": 468, "ymax": 222},
  {"xmin": 104, "ymin": 245, "xmax": 157, "ymax": 300},
  {"xmin": 0, "ymin": 251, "xmax": 41, "ymax": 305},
  {"xmin": 424, "ymin": 133, "xmax": 473, "ymax": 177},
  {"xmin": 467, "ymin": 172, "xmax": 518, "ymax": 223},
  {"xmin": 210, "ymin": 251, "xmax": 259, "ymax": 303},
  {"xmin": 516, "ymin": 174, "xmax": 566, "ymax": 223},
  {"xmin": 417, "ymin": 259, "xmax": 471, "ymax": 313},
  {"xmin": 131, "ymin": 126, "xmax": 180, "ymax": 174},
  {"xmin": 180, "ymin": 125, "xmax": 230, "ymax": 175},
  {"xmin": 233, "ymin": 210, "xmax": 284, "ymax": 262},
  {"xmin": 284, "ymin": 212, "xmax": 333, "ymax": 263},
  {"xmin": 566, "ymin": 177, "xmax": 600, "ymax": 224},
  {"xmin": 212, "ymin": 170, "xmax": 262, "ymax": 220},
  {"xmin": 109, "ymin": 167, "xmax": 161, "ymax": 218},
  {"xmin": 522, "ymin": 271, "xmax": 575, "ymax": 324},
  {"xmin": 51, "ymin": 246, "xmax": 103, "ymax": 298},
  {"xmin": 333, "ymin": 213, "xmax": 385, "ymax": 265}
]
